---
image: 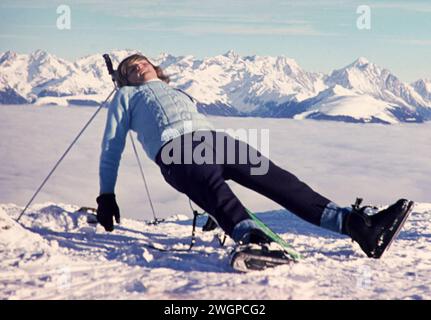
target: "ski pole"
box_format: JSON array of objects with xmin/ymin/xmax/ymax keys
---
[
  {"xmin": 16, "ymin": 88, "xmax": 116, "ymax": 223},
  {"xmin": 128, "ymin": 132, "xmax": 164, "ymax": 224}
]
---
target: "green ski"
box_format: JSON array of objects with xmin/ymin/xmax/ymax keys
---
[{"xmin": 246, "ymin": 209, "xmax": 301, "ymax": 261}]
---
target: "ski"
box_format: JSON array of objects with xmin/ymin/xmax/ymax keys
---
[
  {"xmin": 202, "ymin": 209, "xmax": 301, "ymax": 271},
  {"xmin": 246, "ymin": 209, "xmax": 301, "ymax": 261},
  {"xmin": 229, "ymin": 209, "xmax": 301, "ymax": 272}
]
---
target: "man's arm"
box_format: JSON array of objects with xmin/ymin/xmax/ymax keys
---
[{"xmin": 99, "ymin": 89, "xmax": 130, "ymax": 194}]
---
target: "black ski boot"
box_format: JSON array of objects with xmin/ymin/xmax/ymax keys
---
[
  {"xmin": 230, "ymin": 229, "xmax": 294, "ymax": 272},
  {"xmin": 343, "ymin": 198, "xmax": 414, "ymax": 258}
]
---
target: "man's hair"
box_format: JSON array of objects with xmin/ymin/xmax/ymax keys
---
[{"xmin": 117, "ymin": 54, "xmax": 170, "ymax": 87}]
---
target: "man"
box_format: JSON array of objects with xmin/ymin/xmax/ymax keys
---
[{"xmin": 97, "ymin": 53, "xmax": 414, "ymax": 263}]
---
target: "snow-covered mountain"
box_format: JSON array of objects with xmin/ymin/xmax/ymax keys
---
[
  {"xmin": 163, "ymin": 50, "xmax": 326, "ymax": 113},
  {"xmin": 291, "ymin": 85, "xmax": 423, "ymax": 124},
  {"xmin": 324, "ymin": 57, "xmax": 429, "ymax": 122},
  {"xmin": 0, "ymin": 50, "xmax": 74, "ymax": 103},
  {"xmin": 0, "ymin": 50, "xmax": 138, "ymax": 106},
  {"xmin": 327, "ymin": 57, "xmax": 427, "ymax": 107},
  {"xmin": 292, "ymin": 85, "xmax": 403, "ymax": 124},
  {"xmin": 1, "ymin": 50, "xmax": 430, "ymax": 123}
]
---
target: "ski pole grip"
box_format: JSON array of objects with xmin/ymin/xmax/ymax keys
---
[{"xmin": 103, "ymin": 54, "xmax": 114, "ymax": 75}]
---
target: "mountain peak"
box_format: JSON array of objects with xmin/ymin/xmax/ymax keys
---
[
  {"xmin": 0, "ymin": 50, "xmax": 17, "ymax": 64},
  {"xmin": 157, "ymin": 52, "xmax": 178, "ymax": 61},
  {"xmin": 413, "ymin": 78, "xmax": 431, "ymax": 85},
  {"xmin": 158, "ymin": 52, "xmax": 171, "ymax": 58},
  {"xmin": 412, "ymin": 78, "xmax": 431, "ymax": 101},
  {"xmin": 30, "ymin": 49, "xmax": 50, "ymax": 60},
  {"xmin": 223, "ymin": 49, "xmax": 239, "ymax": 59},
  {"xmin": 352, "ymin": 56, "xmax": 370, "ymax": 67}
]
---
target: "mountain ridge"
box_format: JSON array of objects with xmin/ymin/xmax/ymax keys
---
[{"xmin": 1, "ymin": 49, "xmax": 430, "ymax": 123}]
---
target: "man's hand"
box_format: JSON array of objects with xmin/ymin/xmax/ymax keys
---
[{"xmin": 96, "ymin": 193, "xmax": 120, "ymax": 232}]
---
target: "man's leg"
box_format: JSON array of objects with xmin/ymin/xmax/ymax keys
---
[
  {"xmin": 220, "ymin": 133, "xmax": 332, "ymax": 227},
  {"xmin": 156, "ymin": 159, "xmax": 251, "ymax": 237}
]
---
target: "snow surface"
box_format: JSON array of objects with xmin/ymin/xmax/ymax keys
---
[
  {"xmin": 1, "ymin": 202, "xmax": 430, "ymax": 299},
  {"xmin": 294, "ymin": 85, "xmax": 399, "ymax": 124},
  {"xmin": 1, "ymin": 104, "xmax": 430, "ymax": 299}
]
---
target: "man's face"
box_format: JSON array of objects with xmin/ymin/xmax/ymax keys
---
[{"xmin": 126, "ymin": 59, "xmax": 157, "ymax": 85}]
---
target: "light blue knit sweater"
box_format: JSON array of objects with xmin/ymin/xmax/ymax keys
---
[{"xmin": 99, "ymin": 80, "xmax": 214, "ymax": 194}]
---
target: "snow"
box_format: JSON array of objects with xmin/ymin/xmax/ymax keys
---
[
  {"xmin": 295, "ymin": 85, "xmax": 399, "ymax": 124},
  {"xmin": 413, "ymin": 79, "xmax": 431, "ymax": 102},
  {"xmin": 327, "ymin": 58, "xmax": 429, "ymax": 112},
  {"xmin": 1, "ymin": 104, "xmax": 431, "ymax": 299},
  {"xmin": 172, "ymin": 52, "xmax": 327, "ymax": 112},
  {"xmin": 3, "ymin": 50, "xmax": 428, "ymax": 123},
  {"xmin": 1, "ymin": 202, "xmax": 430, "ymax": 299}
]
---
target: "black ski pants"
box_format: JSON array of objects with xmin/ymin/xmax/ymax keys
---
[{"xmin": 155, "ymin": 130, "xmax": 331, "ymax": 236}]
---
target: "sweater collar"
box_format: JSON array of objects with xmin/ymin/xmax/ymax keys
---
[{"xmin": 144, "ymin": 78, "xmax": 162, "ymax": 83}]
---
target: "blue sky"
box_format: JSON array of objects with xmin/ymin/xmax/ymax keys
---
[{"xmin": 1, "ymin": 0, "xmax": 430, "ymax": 82}]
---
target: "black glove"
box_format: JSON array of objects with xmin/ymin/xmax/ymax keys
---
[{"xmin": 96, "ymin": 193, "xmax": 120, "ymax": 232}]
